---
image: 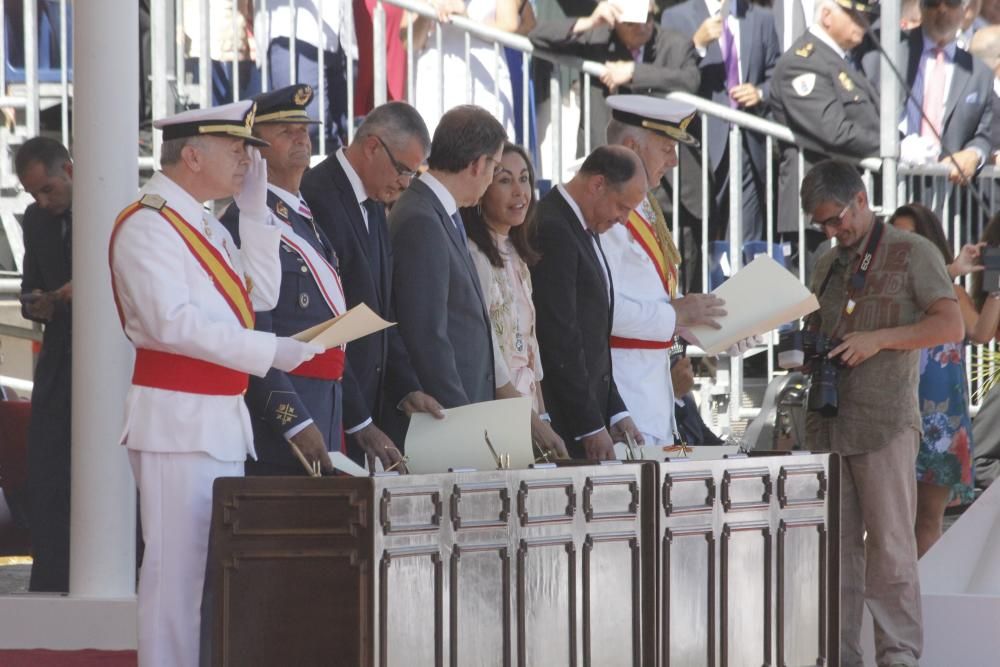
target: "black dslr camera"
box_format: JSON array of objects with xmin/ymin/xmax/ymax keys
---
[{"xmin": 777, "ymin": 329, "xmax": 843, "ymax": 417}]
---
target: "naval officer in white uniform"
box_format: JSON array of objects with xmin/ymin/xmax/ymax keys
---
[
  {"xmin": 602, "ymin": 95, "xmax": 742, "ymax": 445},
  {"xmin": 110, "ymin": 101, "xmax": 323, "ymax": 667}
]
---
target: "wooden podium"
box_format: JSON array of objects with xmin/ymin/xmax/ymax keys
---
[{"xmin": 204, "ymin": 454, "xmax": 838, "ymax": 667}]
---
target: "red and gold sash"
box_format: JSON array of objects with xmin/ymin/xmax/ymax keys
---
[
  {"xmin": 110, "ymin": 198, "xmax": 255, "ymax": 331},
  {"xmin": 625, "ymin": 204, "xmax": 678, "ymax": 298}
]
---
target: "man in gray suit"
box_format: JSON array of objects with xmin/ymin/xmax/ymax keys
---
[
  {"xmin": 863, "ymin": 0, "xmax": 994, "ymax": 185},
  {"xmin": 389, "ymin": 105, "xmax": 505, "ymax": 410}
]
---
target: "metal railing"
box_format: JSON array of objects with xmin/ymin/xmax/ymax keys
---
[{"xmin": 375, "ymin": 0, "xmax": 1000, "ymax": 427}]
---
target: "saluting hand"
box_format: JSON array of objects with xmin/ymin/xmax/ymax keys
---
[{"xmin": 234, "ymin": 146, "xmax": 270, "ymax": 224}]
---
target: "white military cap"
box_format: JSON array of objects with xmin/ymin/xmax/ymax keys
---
[
  {"xmin": 153, "ymin": 99, "xmax": 269, "ymax": 147},
  {"xmin": 606, "ymin": 95, "xmax": 699, "ymax": 147}
]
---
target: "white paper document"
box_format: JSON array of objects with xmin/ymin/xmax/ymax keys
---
[
  {"xmin": 328, "ymin": 451, "xmax": 370, "ymax": 477},
  {"xmin": 612, "ymin": 0, "xmax": 649, "ymax": 23},
  {"xmin": 404, "ymin": 397, "xmax": 534, "ymax": 474},
  {"xmin": 293, "ymin": 303, "xmax": 394, "ymax": 349},
  {"xmin": 686, "ymin": 255, "xmax": 819, "ymax": 355}
]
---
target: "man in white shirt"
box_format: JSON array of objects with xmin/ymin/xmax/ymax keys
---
[{"xmin": 110, "ymin": 100, "xmax": 321, "ymax": 666}]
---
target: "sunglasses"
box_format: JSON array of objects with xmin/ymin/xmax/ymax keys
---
[
  {"xmin": 809, "ymin": 204, "xmax": 851, "ymax": 232},
  {"xmin": 921, "ymin": 0, "xmax": 963, "ymax": 8},
  {"xmin": 374, "ymin": 135, "xmax": 418, "ymax": 180}
]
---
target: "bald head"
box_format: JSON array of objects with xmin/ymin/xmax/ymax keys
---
[
  {"xmin": 971, "ymin": 25, "xmax": 1000, "ymax": 72},
  {"xmin": 567, "ymin": 145, "xmax": 648, "ymax": 234}
]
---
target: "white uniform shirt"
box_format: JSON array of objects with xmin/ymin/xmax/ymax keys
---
[
  {"xmin": 601, "ymin": 208, "xmax": 679, "ymax": 445},
  {"xmin": 112, "ymin": 172, "xmax": 283, "ymax": 462}
]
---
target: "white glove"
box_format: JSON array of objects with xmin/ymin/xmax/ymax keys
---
[
  {"xmin": 899, "ymin": 134, "xmax": 939, "ymax": 167},
  {"xmin": 233, "ymin": 146, "xmax": 270, "ymax": 225},
  {"xmin": 272, "ymin": 337, "xmax": 324, "ymax": 372},
  {"xmin": 726, "ymin": 334, "xmax": 764, "ymax": 357}
]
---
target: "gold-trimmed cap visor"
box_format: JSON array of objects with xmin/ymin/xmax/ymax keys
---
[
  {"xmin": 606, "ymin": 95, "xmax": 699, "ymax": 147},
  {"xmin": 253, "ymin": 85, "xmax": 321, "ymax": 125},
  {"xmin": 153, "ymin": 100, "xmax": 269, "ymax": 147}
]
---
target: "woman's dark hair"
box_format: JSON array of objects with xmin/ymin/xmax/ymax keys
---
[
  {"xmin": 461, "ymin": 142, "xmax": 541, "ymax": 268},
  {"xmin": 972, "ymin": 211, "xmax": 1000, "ymax": 309},
  {"xmin": 888, "ymin": 203, "xmax": 953, "ymax": 265}
]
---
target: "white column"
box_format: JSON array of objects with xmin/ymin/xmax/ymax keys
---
[{"xmin": 69, "ymin": 0, "xmax": 138, "ymax": 598}]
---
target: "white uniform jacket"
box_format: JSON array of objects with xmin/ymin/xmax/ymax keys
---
[
  {"xmin": 111, "ymin": 172, "xmax": 283, "ymax": 462},
  {"xmin": 602, "ymin": 220, "xmax": 678, "ymax": 445}
]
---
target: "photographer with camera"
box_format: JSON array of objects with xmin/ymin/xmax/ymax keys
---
[{"xmin": 798, "ymin": 161, "xmax": 963, "ymax": 667}]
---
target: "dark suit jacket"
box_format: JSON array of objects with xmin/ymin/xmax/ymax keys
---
[
  {"xmin": 530, "ymin": 188, "xmax": 626, "ymax": 452},
  {"xmin": 388, "ymin": 177, "xmax": 495, "ymax": 409},
  {"xmin": 862, "ymin": 29, "xmax": 994, "ymax": 160},
  {"xmin": 661, "ymin": 0, "xmax": 780, "ymax": 173},
  {"xmin": 529, "ymin": 20, "xmax": 700, "ymax": 152},
  {"xmin": 770, "ymin": 31, "xmax": 880, "ymax": 232},
  {"xmin": 301, "ymin": 155, "xmax": 420, "ymax": 435},
  {"xmin": 221, "ymin": 194, "xmax": 343, "ymax": 474}
]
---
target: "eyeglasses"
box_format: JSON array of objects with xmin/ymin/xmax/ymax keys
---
[
  {"xmin": 374, "ymin": 136, "xmax": 418, "ymax": 180},
  {"xmin": 921, "ymin": 0, "xmax": 962, "ymax": 8},
  {"xmin": 809, "ymin": 204, "xmax": 851, "ymax": 232}
]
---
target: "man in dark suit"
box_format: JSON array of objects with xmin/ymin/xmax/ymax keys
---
[
  {"xmin": 529, "ymin": 1, "xmax": 700, "ymax": 152},
  {"xmin": 220, "ymin": 85, "xmax": 371, "ymax": 474},
  {"xmin": 14, "ymin": 137, "xmax": 73, "ymax": 592},
  {"xmin": 531, "ymin": 145, "xmax": 648, "ymax": 460},
  {"xmin": 302, "ymin": 101, "xmax": 443, "ymax": 460},
  {"xmin": 969, "ymin": 25, "xmax": 1000, "ymax": 164},
  {"xmin": 661, "ymin": 0, "xmax": 780, "ymax": 243},
  {"xmin": 769, "ymin": 0, "xmax": 880, "ymax": 241},
  {"xmin": 388, "ymin": 105, "xmax": 505, "ymax": 413},
  {"xmin": 862, "ymin": 0, "xmax": 994, "ymax": 185}
]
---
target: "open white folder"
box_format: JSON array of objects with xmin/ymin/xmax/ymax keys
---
[
  {"xmin": 404, "ymin": 397, "xmax": 534, "ymax": 474},
  {"xmin": 292, "ymin": 303, "xmax": 394, "ymax": 349},
  {"xmin": 686, "ymin": 255, "xmax": 819, "ymax": 355}
]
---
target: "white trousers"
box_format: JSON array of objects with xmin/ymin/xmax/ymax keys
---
[{"xmin": 129, "ymin": 450, "xmax": 242, "ymax": 667}]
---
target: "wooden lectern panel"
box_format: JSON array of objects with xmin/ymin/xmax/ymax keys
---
[{"xmin": 205, "ymin": 455, "xmax": 837, "ymax": 667}]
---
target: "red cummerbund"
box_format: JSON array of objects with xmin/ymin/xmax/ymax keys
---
[
  {"xmin": 609, "ymin": 335, "xmax": 672, "ymax": 350},
  {"xmin": 132, "ymin": 348, "xmax": 249, "ymax": 395},
  {"xmin": 289, "ymin": 347, "xmax": 345, "ymax": 381}
]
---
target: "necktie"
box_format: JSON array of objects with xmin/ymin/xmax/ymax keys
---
[
  {"xmin": 589, "ymin": 230, "xmax": 611, "ymax": 301},
  {"xmin": 722, "ymin": 19, "xmax": 739, "ymax": 107},
  {"xmin": 921, "ymin": 47, "xmax": 945, "ymax": 143},
  {"xmin": 362, "ymin": 198, "xmax": 380, "ymax": 235},
  {"xmin": 298, "ymin": 198, "xmax": 313, "ymax": 219},
  {"xmin": 451, "ymin": 211, "xmax": 469, "ymax": 246}
]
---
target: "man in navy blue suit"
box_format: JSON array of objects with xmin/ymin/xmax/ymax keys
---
[
  {"xmin": 220, "ymin": 85, "xmax": 400, "ymax": 473},
  {"xmin": 662, "ymin": 0, "xmax": 780, "ymax": 243},
  {"xmin": 301, "ymin": 102, "xmax": 445, "ymax": 456}
]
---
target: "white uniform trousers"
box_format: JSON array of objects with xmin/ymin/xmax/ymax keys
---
[{"xmin": 129, "ymin": 450, "xmax": 242, "ymax": 667}]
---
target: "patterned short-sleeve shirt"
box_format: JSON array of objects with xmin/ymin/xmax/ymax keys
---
[{"xmin": 806, "ymin": 219, "xmax": 957, "ymax": 456}]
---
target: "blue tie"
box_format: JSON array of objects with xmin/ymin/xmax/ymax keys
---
[{"xmin": 451, "ymin": 211, "xmax": 468, "ymax": 246}]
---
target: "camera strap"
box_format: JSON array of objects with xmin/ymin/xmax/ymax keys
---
[{"xmin": 816, "ymin": 219, "xmax": 885, "ymax": 333}]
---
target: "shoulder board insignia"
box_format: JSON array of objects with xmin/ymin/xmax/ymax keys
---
[
  {"xmin": 795, "ymin": 42, "xmax": 814, "ymax": 58},
  {"xmin": 838, "ymin": 71, "xmax": 855, "ymax": 92},
  {"xmin": 139, "ymin": 194, "xmax": 166, "ymax": 210},
  {"xmin": 275, "ymin": 201, "xmax": 289, "ymax": 219}
]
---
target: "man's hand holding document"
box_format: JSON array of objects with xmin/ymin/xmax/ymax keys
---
[
  {"xmin": 293, "ymin": 303, "xmax": 394, "ymax": 349},
  {"xmin": 686, "ymin": 255, "xmax": 820, "ymax": 355}
]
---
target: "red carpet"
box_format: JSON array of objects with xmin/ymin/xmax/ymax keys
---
[{"xmin": 0, "ymin": 650, "xmax": 137, "ymax": 666}]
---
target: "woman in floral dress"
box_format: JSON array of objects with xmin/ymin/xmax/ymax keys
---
[
  {"xmin": 462, "ymin": 142, "xmax": 566, "ymax": 459},
  {"xmin": 890, "ymin": 204, "xmax": 976, "ymax": 556}
]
